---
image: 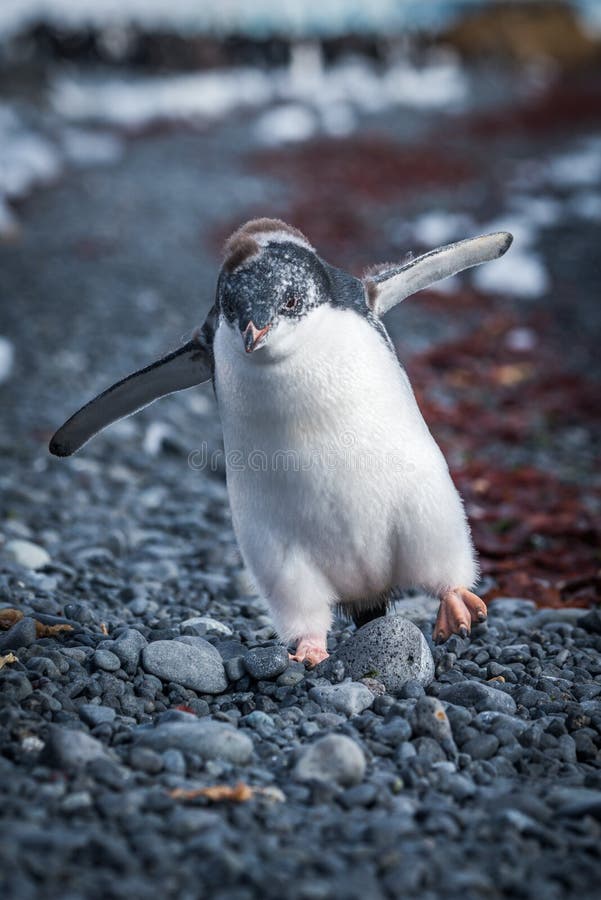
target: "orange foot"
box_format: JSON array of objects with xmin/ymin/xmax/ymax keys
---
[
  {"xmin": 289, "ymin": 638, "xmax": 329, "ymax": 667},
  {"xmin": 433, "ymin": 587, "xmax": 488, "ymax": 644}
]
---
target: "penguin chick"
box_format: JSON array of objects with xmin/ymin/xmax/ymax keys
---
[{"xmin": 50, "ymin": 217, "xmax": 513, "ymax": 665}]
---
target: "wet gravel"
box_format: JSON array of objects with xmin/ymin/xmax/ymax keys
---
[
  {"xmin": 1, "ymin": 544, "xmax": 601, "ymax": 900},
  {"xmin": 1, "ymin": 73, "xmax": 601, "ymax": 900}
]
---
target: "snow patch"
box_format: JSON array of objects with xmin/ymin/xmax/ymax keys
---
[
  {"xmin": 509, "ymin": 195, "xmax": 563, "ymax": 228},
  {"xmin": 505, "ymin": 327, "xmax": 538, "ymax": 352},
  {"xmin": 0, "ymin": 105, "xmax": 62, "ymax": 198},
  {"xmin": 61, "ymin": 127, "xmax": 124, "ymax": 166},
  {"xmin": 51, "ymin": 51, "xmax": 467, "ymax": 136},
  {"xmin": 382, "ymin": 54, "xmax": 467, "ymax": 109},
  {"xmin": 411, "ymin": 211, "xmax": 474, "ymax": 247},
  {"xmin": 254, "ymin": 104, "xmax": 318, "ymax": 145},
  {"xmin": 472, "ymin": 247, "xmax": 549, "ymax": 299},
  {"xmin": 568, "ymin": 191, "xmax": 601, "ymax": 222},
  {"xmin": 0, "ymin": 105, "xmax": 124, "ymax": 236},
  {"xmin": 548, "ymin": 137, "xmax": 601, "ymax": 188},
  {"xmin": 52, "ymin": 69, "xmax": 273, "ymax": 128}
]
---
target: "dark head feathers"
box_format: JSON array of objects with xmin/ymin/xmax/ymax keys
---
[{"xmin": 222, "ymin": 218, "xmax": 311, "ymax": 274}]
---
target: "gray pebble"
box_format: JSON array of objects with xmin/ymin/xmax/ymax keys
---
[
  {"xmin": 438, "ymin": 680, "xmax": 517, "ymax": 714},
  {"xmin": 142, "ymin": 640, "xmax": 227, "ymax": 694},
  {"xmin": 277, "ymin": 661, "xmax": 307, "ymax": 687},
  {"xmin": 174, "ymin": 635, "xmax": 223, "ymax": 660},
  {"xmin": 134, "ymin": 717, "xmax": 253, "ymax": 764},
  {"xmin": 180, "ymin": 616, "xmax": 232, "ymax": 636},
  {"xmin": 109, "ymin": 629, "xmax": 147, "ymax": 673},
  {"xmin": 242, "ymin": 710, "xmax": 275, "ymax": 736},
  {"xmin": 294, "ymin": 734, "xmax": 366, "ymax": 787},
  {"xmin": 499, "ymin": 644, "xmax": 531, "ymax": 664},
  {"xmin": 27, "ymin": 656, "xmax": 61, "ymax": 679},
  {"xmin": 93, "ymin": 648, "xmax": 122, "ymax": 672},
  {"xmin": 129, "ymin": 746, "xmax": 164, "ymax": 773},
  {"xmin": 0, "ymin": 617, "xmax": 37, "ymax": 652},
  {"xmin": 224, "ymin": 656, "xmax": 246, "ymax": 682},
  {"xmin": 413, "ymin": 736, "xmax": 447, "ymax": 765},
  {"xmin": 162, "ymin": 749, "xmax": 186, "ymax": 775},
  {"xmin": 463, "ymin": 733, "xmax": 500, "ymax": 760},
  {"xmin": 309, "ymin": 680, "xmax": 374, "ymax": 717},
  {"xmin": 42, "ymin": 726, "xmax": 113, "ymax": 769},
  {"xmin": 4, "ymin": 539, "xmax": 50, "ymax": 570},
  {"xmin": 528, "ymin": 608, "xmax": 587, "ymax": 627},
  {"xmin": 411, "ymin": 696, "xmax": 457, "ymax": 757},
  {"xmin": 243, "ymin": 645, "xmax": 289, "ymax": 680},
  {"xmin": 79, "ymin": 704, "xmax": 117, "ymax": 727},
  {"xmin": 1, "ymin": 671, "xmax": 33, "ymax": 701},
  {"xmin": 61, "ymin": 791, "xmax": 94, "ymax": 813},
  {"xmin": 578, "ymin": 608, "xmax": 601, "ymax": 634},
  {"xmin": 551, "ymin": 788, "xmax": 601, "ymax": 817},
  {"xmin": 487, "ymin": 597, "xmax": 536, "ymax": 617},
  {"xmin": 330, "ymin": 615, "xmax": 434, "ymax": 693},
  {"xmin": 373, "ymin": 719, "xmax": 412, "ymax": 744}
]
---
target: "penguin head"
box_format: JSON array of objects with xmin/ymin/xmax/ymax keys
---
[{"xmin": 216, "ymin": 219, "xmax": 348, "ymax": 358}]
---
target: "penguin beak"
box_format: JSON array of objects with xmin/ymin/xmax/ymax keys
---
[{"xmin": 242, "ymin": 321, "xmax": 271, "ymax": 353}]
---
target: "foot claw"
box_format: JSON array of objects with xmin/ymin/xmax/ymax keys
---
[
  {"xmin": 290, "ymin": 640, "xmax": 329, "ymax": 668},
  {"xmin": 458, "ymin": 625, "xmax": 469, "ymax": 639}
]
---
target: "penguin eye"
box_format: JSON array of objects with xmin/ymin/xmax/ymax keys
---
[{"xmin": 282, "ymin": 295, "xmax": 299, "ymax": 312}]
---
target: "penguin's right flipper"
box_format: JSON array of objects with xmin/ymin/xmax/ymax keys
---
[
  {"xmin": 364, "ymin": 232, "xmax": 513, "ymax": 317},
  {"xmin": 49, "ymin": 337, "xmax": 212, "ymax": 458}
]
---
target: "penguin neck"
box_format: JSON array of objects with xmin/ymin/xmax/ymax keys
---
[{"xmin": 213, "ymin": 304, "xmax": 412, "ymax": 444}]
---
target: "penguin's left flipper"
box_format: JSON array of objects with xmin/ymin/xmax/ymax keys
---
[
  {"xmin": 364, "ymin": 231, "xmax": 513, "ymax": 317},
  {"xmin": 49, "ymin": 337, "xmax": 212, "ymax": 457}
]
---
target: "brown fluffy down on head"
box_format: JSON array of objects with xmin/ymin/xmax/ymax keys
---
[
  {"xmin": 222, "ymin": 234, "xmax": 260, "ymax": 273},
  {"xmin": 222, "ymin": 218, "xmax": 309, "ymax": 273}
]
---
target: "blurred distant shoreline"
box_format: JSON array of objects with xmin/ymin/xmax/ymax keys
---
[{"xmin": 0, "ymin": 0, "xmax": 600, "ymax": 72}]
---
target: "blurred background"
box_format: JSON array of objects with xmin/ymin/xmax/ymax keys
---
[{"xmin": 0, "ymin": 0, "xmax": 600, "ymax": 609}]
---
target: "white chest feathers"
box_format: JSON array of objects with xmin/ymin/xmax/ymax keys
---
[{"xmin": 213, "ymin": 305, "xmax": 476, "ymax": 608}]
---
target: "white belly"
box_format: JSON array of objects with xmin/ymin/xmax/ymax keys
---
[{"xmin": 213, "ymin": 306, "xmax": 476, "ymax": 607}]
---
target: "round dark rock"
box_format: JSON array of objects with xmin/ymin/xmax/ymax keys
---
[
  {"xmin": 243, "ymin": 645, "xmax": 289, "ymax": 680},
  {"xmin": 79, "ymin": 704, "xmax": 117, "ymax": 727},
  {"xmin": 0, "ymin": 616, "xmax": 37, "ymax": 651},
  {"xmin": 438, "ymin": 681, "xmax": 517, "ymax": 714},
  {"xmin": 463, "ymin": 733, "xmax": 500, "ymax": 760},
  {"xmin": 330, "ymin": 616, "xmax": 434, "ymax": 693},
  {"xmin": 412, "ymin": 736, "xmax": 447, "ymax": 765},
  {"xmin": 129, "ymin": 746, "xmax": 164, "ymax": 774},
  {"xmin": 42, "ymin": 726, "xmax": 113, "ymax": 769}
]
